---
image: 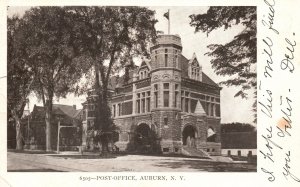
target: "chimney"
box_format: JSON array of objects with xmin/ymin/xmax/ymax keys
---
[{"xmin": 73, "ymin": 105, "xmax": 76, "ymax": 110}]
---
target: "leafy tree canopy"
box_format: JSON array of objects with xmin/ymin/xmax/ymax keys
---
[
  {"xmin": 7, "ymin": 15, "xmax": 35, "ymax": 149},
  {"xmin": 190, "ymin": 7, "xmax": 257, "ymax": 122},
  {"xmin": 65, "ymin": 6, "xmax": 157, "ymax": 153},
  {"xmin": 221, "ymin": 122, "xmax": 256, "ymax": 133}
]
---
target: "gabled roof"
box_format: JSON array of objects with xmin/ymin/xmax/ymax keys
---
[
  {"xmin": 181, "ymin": 54, "xmax": 219, "ymax": 87},
  {"xmin": 188, "ymin": 52, "xmax": 200, "ymax": 67}
]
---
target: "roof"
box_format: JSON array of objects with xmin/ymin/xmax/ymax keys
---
[
  {"xmin": 32, "ymin": 104, "xmax": 80, "ymax": 118},
  {"xmin": 221, "ymin": 132, "xmax": 257, "ymax": 149},
  {"xmin": 52, "ymin": 104, "xmax": 78, "ymax": 118},
  {"xmin": 107, "ymin": 53, "xmax": 219, "ymax": 90}
]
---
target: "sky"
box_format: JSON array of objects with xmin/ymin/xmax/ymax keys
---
[{"xmin": 7, "ymin": 6, "xmax": 256, "ymax": 125}]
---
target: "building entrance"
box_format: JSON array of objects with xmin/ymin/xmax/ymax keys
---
[{"xmin": 182, "ymin": 125, "xmax": 197, "ymax": 148}]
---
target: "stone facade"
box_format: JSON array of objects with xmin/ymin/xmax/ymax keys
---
[{"xmin": 82, "ymin": 34, "xmax": 222, "ymax": 155}]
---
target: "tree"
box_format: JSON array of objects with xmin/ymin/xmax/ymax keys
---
[
  {"xmin": 7, "ymin": 16, "xmax": 34, "ymax": 150},
  {"xmin": 190, "ymin": 7, "xmax": 257, "ymax": 122},
  {"xmin": 68, "ymin": 7, "xmax": 157, "ymax": 153},
  {"xmin": 21, "ymin": 7, "xmax": 89, "ymax": 151},
  {"xmin": 221, "ymin": 122, "xmax": 256, "ymax": 133}
]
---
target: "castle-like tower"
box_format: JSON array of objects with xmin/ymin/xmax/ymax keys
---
[
  {"xmin": 149, "ymin": 35, "xmax": 183, "ymax": 152},
  {"xmin": 82, "ymin": 34, "xmax": 222, "ymax": 156}
]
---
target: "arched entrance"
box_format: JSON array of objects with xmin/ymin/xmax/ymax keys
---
[
  {"xmin": 135, "ymin": 123, "xmax": 152, "ymax": 153},
  {"xmin": 182, "ymin": 125, "xmax": 197, "ymax": 147}
]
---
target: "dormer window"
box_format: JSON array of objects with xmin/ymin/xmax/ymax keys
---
[
  {"xmin": 188, "ymin": 53, "xmax": 202, "ymax": 81},
  {"xmin": 192, "ymin": 67, "xmax": 200, "ymax": 80},
  {"xmin": 139, "ymin": 68, "xmax": 149, "ymax": 80}
]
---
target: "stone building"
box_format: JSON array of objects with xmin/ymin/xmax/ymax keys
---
[{"xmin": 82, "ymin": 34, "xmax": 222, "ymax": 156}]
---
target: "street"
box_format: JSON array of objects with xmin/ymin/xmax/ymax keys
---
[{"xmin": 7, "ymin": 151, "xmax": 256, "ymax": 172}]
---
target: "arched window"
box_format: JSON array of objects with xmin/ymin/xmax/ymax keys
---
[{"xmin": 207, "ymin": 127, "xmax": 216, "ymax": 142}]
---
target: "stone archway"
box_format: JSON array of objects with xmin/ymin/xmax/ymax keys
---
[
  {"xmin": 182, "ymin": 125, "xmax": 197, "ymax": 147},
  {"xmin": 134, "ymin": 123, "xmax": 153, "ymax": 153}
]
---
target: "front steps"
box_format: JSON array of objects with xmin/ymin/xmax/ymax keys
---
[{"xmin": 181, "ymin": 146, "xmax": 211, "ymax": 159}]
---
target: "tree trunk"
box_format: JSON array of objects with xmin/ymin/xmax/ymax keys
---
[
  {"xmin": 45, "ymin": 100, "xmax": 53, "ymax": 152},
  {"xmin": 45, "ymin": 111, "xmax": 51, "ymax": 151},
  {"xmin": 100, "ymin": 133, "xmax": 109, "ymax": 155},
  {"xmin": 16, "ymin": 119, "xmax": 23, "ymax": 150},
  {"xmin": 11, "ymin": 109, "xmax": 23, "ymax": 150}
]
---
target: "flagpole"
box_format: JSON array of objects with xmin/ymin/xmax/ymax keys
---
[{"xmin": 168, "ymin": 9, "xmax": 170, "ymax": 34}]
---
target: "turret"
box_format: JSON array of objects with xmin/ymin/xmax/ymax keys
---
[{"xmin": 150, "ymin": 35, "xmax": 182, "ymax": 111}]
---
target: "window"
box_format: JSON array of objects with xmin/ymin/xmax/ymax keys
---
[
  {"xmin": 141, "ymin": 98, "xmax": 145, "ymax": 113},
  {"xmin": 112, "ymin": 105, "xmax": 116, "ymax": 117},
  {"xmin": 137, "ymin": 91, "xmax": 151, "ymax": 113},
  {"xmin": 163, "ymin": 83, "xmax": 169, "ymax": 89},
  {"xmin": 146, "ymin": 97, "xmax": 150, "ymax": 112},
  {"xmin": 175, "ymin": 84, "xmax": 179, "ymax": 108},
  {"xmin": 163, "ymin": 83, "xmax": 170, "ymax": 107},
  {"xmin": 181, "ymin": 91, "xmax": 185, "ymax": 111},
  {"xmin": 211, "ymin": 103, "xmax": 215, "ymax": 116},
  {"xmin": 165, "ymin": 49, "xmax": 168, "ymax": 67},
  {"xmin": 164, "ymin": 91, "xmax": 169, "ymax": 107},
  {"xmin": 136, "ymin": 100, "xmax": 140, "ymax": 113},
  {"xmin": 154, "ymin": 92, "xmax": 158, "ymax": 108},
  {"xmin": 118, "ymin": 103, "xmax": 121, "ymax": 116},
  {"xmin": 164, "ymin": 117, "xmax": 168, "ymax": 126},
  {"xmin": 163, "ymin": 148, "xmax": 169, "ymax": 152},
  {"xmin": 191, "ymin": 65, "xmax": 200, "ymax": 80},
  {"xmin": 181, "ymin": 91, "xmax": 191, "ymax": 112},
  {"xmin": 175, "ymin": 92, "xmax": 179, "ymax": 108},
  {"xmin": 165, "ymin": 54, "xmax": 168, "ymax": 67},
  {"xmin": 191, "ymin": 99, "xmax": 197, "ymax": 113},
  {"xmin": 248, "ymin": 151, "xmax": 252, "ymax": 157},
  {"xmin": 216, "ymin": 104, "xmax": 220, "ymax": 117},
  {"xmin": 228, "ymin": 150, "xmax": 231, "ymax": 156},
  {"xmin": 203, "ymin": 95, "xmax": 220, "ymax": 117},
  {"xmin": 154, "ymin": 84, "xmax": 158, "ymax": 108},
  {"xmin": 185, "ymin": 98, "xmax": 189, "ymax": 112}
]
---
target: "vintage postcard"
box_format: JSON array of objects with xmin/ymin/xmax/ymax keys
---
[{"xmin": 0, "ymin": 0, "xmax": 299, "ymax": 187}]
